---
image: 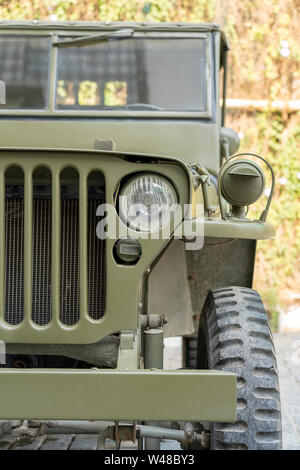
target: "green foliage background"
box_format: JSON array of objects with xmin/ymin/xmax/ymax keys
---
[{"xmin": 0, "ymin": 0, "xmax": 299, "ymax": 323}]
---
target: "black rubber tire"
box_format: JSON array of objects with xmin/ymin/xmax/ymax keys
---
[{"xmin": 197, "ymin": 286, "xmax": 282, "ymax": 450}]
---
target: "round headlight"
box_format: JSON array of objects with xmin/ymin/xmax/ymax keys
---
[{"xmin": 118, "ymin": 174, "xmax": 178, "ymax": 232}]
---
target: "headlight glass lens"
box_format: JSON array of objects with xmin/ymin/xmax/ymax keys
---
[{"xmin": 119, "ymin": 174, "xmax": 178, "ymax": 232}]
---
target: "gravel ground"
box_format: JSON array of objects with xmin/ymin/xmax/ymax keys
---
[
  {"xmin": 273, "ymin": 333, "xmax": 300, "ymax": 450},
  {"xmin": 0, "ymin": 333, "xmax": 299, "ymax": 450}
]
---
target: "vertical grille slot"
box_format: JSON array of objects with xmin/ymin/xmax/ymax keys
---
[
  {"xmin": 60, "ymin": 168, "xmax": 80, "ymax": 326},
  {"xmin": 60, "ymin": 199, "xmax": 80, "ymax": 326},
  {"xmin": 87, "ymin": 171, "xmax": 106, "ymax": 320},
  {"xmin": 24, "ymin": 168, "xmax": 33, "ymax": 323},
  {"xmin": 4, "ymin": 167, "xmax": 24, "ymax": 325},
  {"xmin": 32, "ymin": 167, "xmax": 52, "ymax": 325}
]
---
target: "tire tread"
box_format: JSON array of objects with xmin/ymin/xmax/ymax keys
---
[{"xmin": 198, "ymin": 286, "xmax": 282, "ymax": 450}]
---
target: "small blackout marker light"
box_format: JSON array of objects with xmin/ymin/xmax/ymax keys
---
[
  {"xmin": 220, "ymin": 159, "xmax": 265, "ymax": 207},
  {"xmin": 114, "ymin": 237, "xmax": 142, "ymax": 265},
  {"xmin": 218, "ymin": 153, "xmax": 275, "ymax": 222}
]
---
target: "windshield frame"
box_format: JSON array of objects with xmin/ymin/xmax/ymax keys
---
[{"xmin": 0, "ymin": 29, "xmax": 215, "ymax": 119}]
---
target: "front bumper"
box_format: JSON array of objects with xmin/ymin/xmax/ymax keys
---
[{"xmin": 0, "ymin": 368, "xmax": 236, "ymax": 422}]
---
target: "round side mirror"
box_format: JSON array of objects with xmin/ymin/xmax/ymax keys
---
[{"xmin": 220, "ymin": 127, "xmax": 240, "ymax": 157}]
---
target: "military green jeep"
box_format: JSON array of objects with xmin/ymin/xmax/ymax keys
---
[{"xmin": 0, "ymin": 21, "xmax": 281, "ymax": 450}]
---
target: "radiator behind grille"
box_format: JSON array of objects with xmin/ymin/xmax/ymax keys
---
[
  {"xmin": 5, "ymin": 195, "xmax": 105, "ymax": 326},
  {"xmin": 32, "ymin": 199, "xmax": 52, "ymax": 325},
  {"xmin": 5, "ymin": 199, "xmax": 24, "ymax": 325}
]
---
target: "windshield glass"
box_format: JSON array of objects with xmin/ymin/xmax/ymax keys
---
[
  {"xmin": 56, "ymin": 37, "xmax": 208, "ymax": 112},
  {"xmin": 0, "ymin": 36, "xmax": 50, "ymax": 109}
]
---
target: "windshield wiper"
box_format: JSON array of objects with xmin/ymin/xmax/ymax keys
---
[
  {"xmin": 54, "ymin": 28, "xmax": 134, "ymax": 48},
  {"xmin": 125, "ymin": 103, "xmax": 164, "ymax": 110}
]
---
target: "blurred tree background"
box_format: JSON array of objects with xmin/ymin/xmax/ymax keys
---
[{"xmin": 0, "ymin": 0, "xmax": 299, "ymax": 326}]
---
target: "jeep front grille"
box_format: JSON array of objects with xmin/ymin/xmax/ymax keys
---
[{"xmin": 3, "ymin": 166, "xmax": 105, "ymax": 328}]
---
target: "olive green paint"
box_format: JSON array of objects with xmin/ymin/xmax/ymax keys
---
[
  {"xmin": 0, "ymin": 119, "xmax": 220, "ymax": 174},
  {"xmin": 0, "ymin": 22, "xmax": 222, "ymax": 173},
  {"xmin": 0, "ymin": 148, "xmax": 189, "ymax": 344},
  {"xmin": 220, "ymin": 159, "xmax": 265, "ymax": 206},
  {"xmin": 0, "ymin": 368, "xmax": 236, "ymax": 422},
  {"xmin": 183, "ymin": 219, "xmax": 275, "ymax": 240},
  {"xmin": 0, "ymin": 22, "xmax": 275, "ymax": 425},
  {"xmin": 144, "ymin": 329, "xmax": 164, "ymax": 369},
  {"xmin": 0, "ymin": 23, "xmax": 276, "ymax": 346}
]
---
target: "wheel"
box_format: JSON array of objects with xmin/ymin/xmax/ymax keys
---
[{"xmin": 197, "ymin": 286, "xmax": 282, "ymax": 450}]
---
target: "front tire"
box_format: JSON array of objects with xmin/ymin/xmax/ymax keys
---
[{"xmin": 197, "ymin": 286, "xmax": 282, "ymax": 450}]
